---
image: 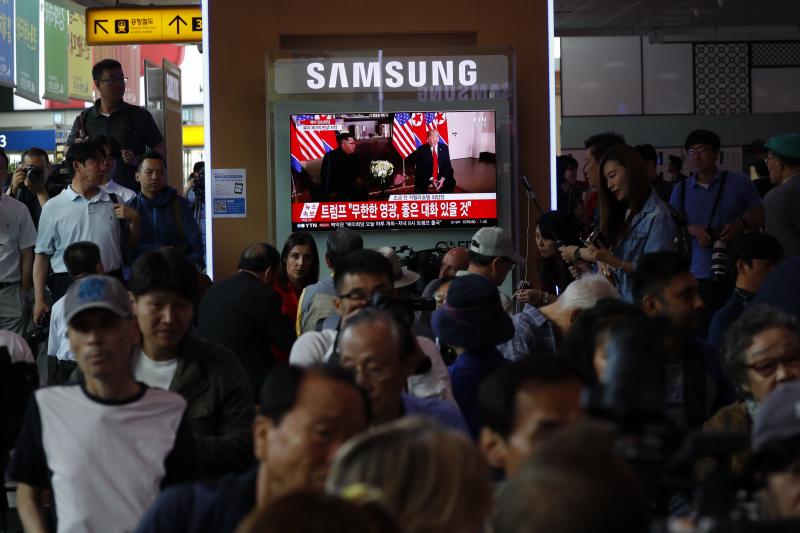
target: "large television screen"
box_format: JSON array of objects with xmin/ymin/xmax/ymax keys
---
[{"xmin": 289, "ymin": 111, "xmax": 498, "ymax": 231}]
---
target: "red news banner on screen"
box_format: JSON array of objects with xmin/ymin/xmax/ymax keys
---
[
  {"xmin": 289, "ymin": 110, "xmax": 499, "ymax": 231},
  {"xmin": 292, "ymin": 194, "xmax": 497, "ymax": 230}
]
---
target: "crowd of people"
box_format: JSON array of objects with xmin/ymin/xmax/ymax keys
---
[{"xmin": 2, "ymin": 60, "xmax": 800, "ymax": 533}]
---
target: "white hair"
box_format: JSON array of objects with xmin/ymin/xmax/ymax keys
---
[{"xmin": 557, "ymin": 273, "xmax": 620, "ymax": 311}]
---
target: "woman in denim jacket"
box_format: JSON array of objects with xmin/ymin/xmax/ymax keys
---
[{"xmin": 561, "ymin": 144, "xmax": 677, "ymax": 302}]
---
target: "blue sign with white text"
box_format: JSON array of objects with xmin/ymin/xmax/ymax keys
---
[{"xmin": 0, "ymin": 130, "xmax": 57, "ymax": 151}]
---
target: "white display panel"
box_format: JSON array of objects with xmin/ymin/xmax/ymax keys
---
[
  {"xmin": 561, "ymin": 36, "xmax": 643, "ymax": 116},
  {"xmin": 752, "ymin": 67, "xmax": 800, "ymax": 113},
  {"xmin": 643, "ymin": 41, "xmax": 694, "ymax": 115}
]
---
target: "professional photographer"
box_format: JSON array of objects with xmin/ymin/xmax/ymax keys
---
[
  {"xmin": 6, "ymin": 147, "xmax": 51, "ymax": 227},
  {"xmin": 559, "ymin": 144, "xmax": 676, "ymax": 302},
  {"xmin": 184, "ymin": 161, "xmax": 205, "ymax": 222}
]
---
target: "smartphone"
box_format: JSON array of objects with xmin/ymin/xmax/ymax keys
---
[{"xmin": 516, "ymin": 280, "xmax": 530, "ymax": 291}]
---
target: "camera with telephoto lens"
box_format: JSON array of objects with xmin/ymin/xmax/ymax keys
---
[
  {"xmin": 26, "ymin": 165, "xmax": 47, "ymax": 185},
  {"xmin": 708, "ymin": 229, "xmax": 729, "ymax": 283},
  {"xmin": 192, "ymin": 165, "xmax": 205, "ymax": 201}
]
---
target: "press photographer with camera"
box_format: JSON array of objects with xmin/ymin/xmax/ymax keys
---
[
  {"xmin": 559, "ymin": 144, "xmax": 677, "ymax": 302},
  {"xmin": 7, "ymin": 147, "xmax": 51, "ymax": 228}
]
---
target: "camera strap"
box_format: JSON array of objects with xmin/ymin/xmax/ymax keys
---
[{"xmin": 704, "ymin": 171, "xmax": 727, "ymax": 230}]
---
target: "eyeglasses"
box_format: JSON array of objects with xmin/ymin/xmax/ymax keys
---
[
  {"xmin": 98, "ymin": 77, "xmax": 128, "ymax": 84},
  {"xmin": 687, "ymin": 146, "xmax": 714, "ymax": 156},
  {"xmin": 337, "ymin": 289, "xmax": 390, "ymax": 302},
  {"xmin": 745, "ymin": 351, "xmax": 800, "ymax": 378}
]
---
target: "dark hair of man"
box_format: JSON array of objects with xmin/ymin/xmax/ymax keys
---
[
  {"xmin": 634, "ymin": 144, "xmax": 657, "ymax": 164},
  {"xmin": 468, "ymin": 250, "xmax": 495, "ymax": 266},
  {"xmin": 478, "ymin": 358, "xmax": 587, "ymax": 439},
  {"xmin": 556, "ymin": 155, "xmax": 579, "ymax": 186},
  {"xmin": 65, "ymin": 140, "xmax": 105, "ymax": 178},
  {"xmin": 583, "ymin": 132, "xmax": 626, "ymax": 161},
  {"xmin": 561, "ymin": 299, "xmax": 647, "ymax": 382},
  {"xmin": 129, "ymin": 248, "xmax": 199, "ymax": 303},
  {"xmin": 729, "ymin": 232, "xmax": 783, "ymax": 270},
  {"xmin": 278, "ymin": 231, "xmax": 320, "ymax": 290},
  {"xmin": 136, "ymin": 150, "xmax": 166, "ymax": 172},
  {"xmin": 238, "ymin": 242, "xmax": 280, "ymax": 273},
  {"xmin": 493, "ymin": 422, "xmax": 649, "ymax": 533},
  {"xmin": 21, "ymin": 147, "xmax": 50, "ymax": 163},
  {"xmin": 259, "ymin": 364, "xmax": 371, "ymax": 426},
  {"xmin": 326, "ymin": 228, "xmax": 364, "ymax": 270},
  {"xmin": 631, "ymin": 251, "xmax": 690, "ymax": 307},
  {"xmin": 598, "ymin": 144, "xmax": 654, "ymax": 245},
  {"xmin": 338, "ymin": 133, "xmax": 354, "ymax": 144},
  {"xmin": 333, "ymin": 249, "xmax": 393, "ymax": 293},
  {"xmin": 772, "ymin": 150, "xmax": 800, "ymax": 168},
  {"xmin": 64, "ymin": 241, "xmax": 101, "ymax": 279},
  {"xmin": 92, "ymin": 134, "xmax": 121, "ymax": 159},
  {"xmin": 342, "ymin": 307, "xmax": 416, "ymax": 364},
  {"xmin": 193, "ymin": 161, "xmax": 205, "ymax": 173},
  {"xmin": 684, "ymin": 129, "xmax": 721, "ymax": 152},
  {"xmin": 668, "ymin": 155, "xmax": 683, "ymax": 171},
  {"xmin": 92, "ymin": 58, "xmax": 123, "ymax": 81},
  {"xmin": 723, "ymin": 305, "xmax": 800, "ymax": 398},
  {"xmin": 0, "ymin": 146, "xmax": 8, "ymax": 171}
]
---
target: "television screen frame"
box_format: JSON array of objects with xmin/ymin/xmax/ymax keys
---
[{"xmin": 288, "ymin": 110, "xmax": 499, "ymax": 232}]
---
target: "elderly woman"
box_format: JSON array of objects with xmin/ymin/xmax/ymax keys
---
[
  {"xmin": 703, "ymin": 304, "xmax": 800, "ymax": 473},
  {"xmin": 327, "ymin": 417, "xmax": 492, "ymax": 533}
]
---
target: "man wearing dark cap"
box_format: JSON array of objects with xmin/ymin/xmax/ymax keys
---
[
  {"xmin": 8, "ymin": 275, "xmax": 197, "ymax": 533},
  {"xmin": 432, "ymin": 274, "xmax": 514, "ymax": 437},
  {"xmin": 669, "ymin": 129, "xmax": 764, "ymax": 330},
  {"xmin": 763, "ymin": 133, "xmax": 800, "ymax": 258},
  {"xmin": 750, "ymin": 382, "xmax": 800, "ymax": 519}
]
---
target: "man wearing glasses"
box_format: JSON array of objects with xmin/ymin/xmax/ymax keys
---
[
  {"xmin": 669, "ymin": 129, "xmax": 763, "ymax": 332},
  {"xmin": 66, "ymin": 59, "xmax": 165, "ymax": 191}
]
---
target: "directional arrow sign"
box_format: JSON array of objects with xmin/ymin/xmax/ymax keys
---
[
  {"xmin": 94, "ymin": 19, "xmax": 109, "ymax": 34},
  {"xmin": 86, "ymin": 6, "xmax": 201, "ymax": 45},
  {"xmin": 168, "ymin": 15, "xmax": 187, "ymax": 34}
]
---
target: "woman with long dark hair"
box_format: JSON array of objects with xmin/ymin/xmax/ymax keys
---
[
  {"xmin": 559, "ymin": 144, "xmax": 676, "ymax": 301},
  {"xmin": 274, "ymin": 232, "xmax": 320, "ymax": 328}
]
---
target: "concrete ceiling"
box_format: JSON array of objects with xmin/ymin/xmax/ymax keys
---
[{"xmin": 555, "ymin": 0, "xmax": 800, "ymax": 35}]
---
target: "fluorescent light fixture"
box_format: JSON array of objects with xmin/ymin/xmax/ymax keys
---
[
  {"xmin": 201, "ymin": 0, "xmax": 213, "ymax": 278},
  {"xmin": 548, "ymin": 0, "xmax": 558, "ymax": 210}
]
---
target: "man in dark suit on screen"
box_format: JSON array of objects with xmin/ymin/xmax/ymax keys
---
[{"xmin": 414, "ymin": 129, "xmax": 456, "ymax": 194}]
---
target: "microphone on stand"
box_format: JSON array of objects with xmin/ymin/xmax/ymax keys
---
[{"xmin": 519, "ymin": 175, "xmax": 544, "ymax": 215}]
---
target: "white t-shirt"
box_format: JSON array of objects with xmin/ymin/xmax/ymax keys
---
[
  {"xmin": 0, "ymin": 193, "xmax": 37, "ymax": 283},
  {"xmin": 102, "ymin": 180, "xmax": 137, "ymax": 204},
  {"xmin": 134, "ymin": 350, "xmax": 179, "ymax": 390},
  {"xmin": 0, "ymin": 329, "xmax": 35, "ymax": 364},
  {"xmin": 47, "ymin": 295, "xmax": 72, "ymax": 361}
]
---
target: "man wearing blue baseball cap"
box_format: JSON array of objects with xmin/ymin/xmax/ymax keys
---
[
  {"xmin": 764, "ymin": 133, "xmax": 800, "ymax": 258},
  {"xmin": 8, "ymin": 275, "xmax": 197, "ymax": 533}
]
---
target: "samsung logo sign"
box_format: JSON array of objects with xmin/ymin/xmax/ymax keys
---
[
  {"xmin": 273, "ymin": 54, "xmax": 509, "ymax": 95},
  {"xmin": 305, "ymin": 60, "xmax": 478, "ymax": 89}
]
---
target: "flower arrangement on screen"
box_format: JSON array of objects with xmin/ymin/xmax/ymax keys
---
[{"xmin": 369, "ymin": 160, "xmax": 394, "ymax": 186}]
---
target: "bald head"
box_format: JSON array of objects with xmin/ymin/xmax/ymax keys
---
[
  {"xmin": 440, "ymin": 247, "xmax": 469, "ymax": 278},
  {"xmin": 238, "ymin": 242, "xmax": 280, "ymax": 282}
]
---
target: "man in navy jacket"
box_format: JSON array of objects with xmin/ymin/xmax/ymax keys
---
[{"xmin": 127, "ymin": 151, "xmax": 204, "ymax": 268}]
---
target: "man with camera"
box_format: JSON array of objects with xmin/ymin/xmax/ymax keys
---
[
  {"xmin": 6, "ymin": 147, "xmax": 51, "ymax": 228},
  {"xmin": 669, "ymin": 129, "xmax": 764, "ymax": 333},
  {"xmin": 0, "ymin": 148, "xmax": 37, "ymax": 336}
]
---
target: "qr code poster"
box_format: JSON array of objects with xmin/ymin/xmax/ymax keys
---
[{"xmin": 211, "ymin": 168, "xmax": 246, "ymax": 218}]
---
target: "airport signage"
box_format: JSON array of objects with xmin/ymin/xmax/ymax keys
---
[{"xmin": 85, "ymin": 6, "xmax": 202, "ymax": 45}]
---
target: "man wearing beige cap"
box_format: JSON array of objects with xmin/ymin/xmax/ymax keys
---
[
  {"xmin": 459, "ymin": 226, "xmax": 524, "ymax": 315},
  {"xmin": 764, "ymin": 133, "xmax": 800, "ymax": 258},
  {"xmin": 8, "ymin": 275, "xmax": 197, "ymax": 533}
]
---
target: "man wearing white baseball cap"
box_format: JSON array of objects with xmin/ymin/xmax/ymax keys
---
[
  {"xmin": 8, "ymin": 275, "xmax": 197, "ymax": 533},
  {"xmin": 458, "ymin": 226, "xmax": 524, "ymax": 315}
]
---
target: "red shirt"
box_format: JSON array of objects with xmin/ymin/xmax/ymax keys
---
[{"xmin": 271, "ymin": 280, "xmax": 303, "ymax": 364}]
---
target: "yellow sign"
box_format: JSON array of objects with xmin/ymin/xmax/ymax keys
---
[{"xmin": 86, "ymin": 6, "xmax": 202, "ymax": 45}]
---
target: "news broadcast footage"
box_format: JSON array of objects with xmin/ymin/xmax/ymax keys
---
[{"xmin": 290, "ymin": 111, "xmax": 498, "ymax": 231}]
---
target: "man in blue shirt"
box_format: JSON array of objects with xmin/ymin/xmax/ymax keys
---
[{"xmin": 669, "ymin": 129, "xmax": 763, "ymax": 333}]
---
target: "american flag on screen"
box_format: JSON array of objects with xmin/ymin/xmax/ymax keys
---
[
  {"xmin": 392, "ymin": 112, "xmax": 421, "ymax": 158},
  {"xmin": 428, "ymin": 112, "xmax": 449, "ymax": 144},
  {"xmin": 290, "ymin": 114, "xmax": 339, "ymax": 172}
]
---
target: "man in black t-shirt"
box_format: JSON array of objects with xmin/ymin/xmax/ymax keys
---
[
  {"xmin": 66, "ymin": 59, "xmax": 165, "ymax": 190},
  {"xmin": 8, "ymin": 275, "xmax": 197, "ymax": 533}
]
